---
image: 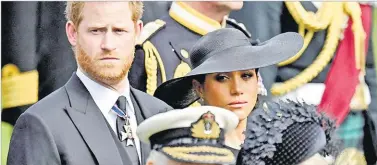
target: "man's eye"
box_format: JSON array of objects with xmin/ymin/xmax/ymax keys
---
[
  {"xmin": 90, "ymin": 29, "xmax": 102, "ymax": 34},
  {"xmin": 116, "ymin": 29, "xmax": 125, "ymax": 32},
  {"xmin": 115, "ymin": 29, "xmax": 127, "ymax": 34}
]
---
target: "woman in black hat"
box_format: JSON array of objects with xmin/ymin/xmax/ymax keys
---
[{"xmin": 153, "ymin": 28, "xmax": 303, "ymax": 153}]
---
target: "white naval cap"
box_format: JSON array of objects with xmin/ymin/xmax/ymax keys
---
[{"xmin": 137, "ymin": 105, "xmax": 239, "ymax": 145}]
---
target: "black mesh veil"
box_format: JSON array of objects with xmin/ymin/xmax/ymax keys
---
[{"xmin": 237, "ymin": 99, "xmax": 342, "ymax": 165}]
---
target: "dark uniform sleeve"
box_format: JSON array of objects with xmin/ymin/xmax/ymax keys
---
[
  {"xmin": 128, "ymin": 19, "xmax": 166, "ymax": 93},
  {"xmin": 2, "ymin": 2, "xmax": 76, "ymax": 126},
  {"xmin": 1, "ymin": 1, "xmax": 39, "ymax": 125},
  {"xmin": 129, "ymin": 46, "xmax": 147, "ymax": 92}
]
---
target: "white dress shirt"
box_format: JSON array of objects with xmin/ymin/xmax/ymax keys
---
[{"xmin": 76, "ymin": 69, "xmax": 141, "ymax": 163}]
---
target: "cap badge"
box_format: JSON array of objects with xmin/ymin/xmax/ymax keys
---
[{"xmin": 191, "ymin": 111, "xmax": 220, "ymax": 139}]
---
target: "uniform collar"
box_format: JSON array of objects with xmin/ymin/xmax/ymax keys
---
[{"xmin": 169, "ymin": 1, "xmax": 227, "ymax": 36}]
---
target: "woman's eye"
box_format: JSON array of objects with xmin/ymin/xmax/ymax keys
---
[
  {"xmin": 242, "ymin": 73, "xmax": 254, "ymax": 79},
  {"xmin": 215, "ymin": 75, "xmax": 228, "ymax": 82}
]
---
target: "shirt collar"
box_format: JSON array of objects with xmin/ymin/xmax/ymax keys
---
[
  {"xmin": 169, "ymin": 1, "xmax": 227, "ymax": 36},
  {"xmin": 76, "ymin": 68, "xmax": 134, "ymax": 114}
]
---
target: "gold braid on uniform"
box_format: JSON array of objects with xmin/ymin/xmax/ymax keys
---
[
  {"xmin": 174, "ymin": 62, "xmax": 191, "ymax": 79},
  {"xmin": 344, "ymin": 2, "xmax": 368, "ymax": 110},
  {"xmin": 344, "ymin": 2, "xmax": 366, "ymax": 72},
  {"xmin": 278, "ymin": 2, "xmax": 336, "ymax": 66},
  {"xmin": 162, "ymin": 146, "xmax": 234, "ymax": 163},
  {"xmin": 137, "ymin": 19, "xmax": 166, "ymax": 95},
  {"xmin": 143, "ymin": 41, "xmax": 167, "ymax": 95},
  {"xmin": 271, "ymin": 2, "xmax": 366, "ymax": 96}
]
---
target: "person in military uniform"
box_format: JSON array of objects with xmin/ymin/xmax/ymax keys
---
[
  {"xmin": 128, "ymin": 1, "xmax": 252, "ymax": 96},
  {"xmin": 231, "ymin": 2, "xmax": 377, "ymax": 164},
  {"xmin": 2, "ymin": 1, "xmax": 76, "ymax": 125},
  {"xmin": 2, "ymin": 2, "xmax": 76, "ymax": 163},
  {"xmin": 137, "ymin": 106, "xmax": 239, "ymax": 165}
]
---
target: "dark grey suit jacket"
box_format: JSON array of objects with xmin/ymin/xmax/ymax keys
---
[{"xmin": 7, "ymin": 73, "xmax": 172, "ymax": 165}]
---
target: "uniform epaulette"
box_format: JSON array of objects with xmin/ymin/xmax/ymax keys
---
[
  {"xmin": 226, "ymin": 18, "xmax": 252, "ymax": 38},
  {"xmin": 137, "ymin": 19, "xmax": 166, "ymax": 45}
]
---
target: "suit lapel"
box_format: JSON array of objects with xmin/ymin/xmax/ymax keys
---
[
  {"xmin": 130, "ymin": 89, "xmax": 151, "ymax": 165},
  {"xmin": 130, "ymin": 88, "xmax": 155, "ymax": 119},
  {"xmin": 63, "ymin": 73, "xmax": 125, "ymax": 165},
  {"xmin": 130, "ymin": 93, "xmax": 144, "ymax": 124}
]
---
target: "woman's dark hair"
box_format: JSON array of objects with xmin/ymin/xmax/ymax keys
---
[{"xmin": 192, "ymin": 74, "xmax": 206, "ymax": 84}]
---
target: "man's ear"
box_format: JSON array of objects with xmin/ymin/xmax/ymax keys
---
[
  {"xmin": 146, "ymin": 160, "xmax": 154, "ymax": 165},
  {"xmin": 66, "ymin": 21, "xmax": 78, "ymax": 46},
  {"xmin": 192, "ymin": 79, "xmax": 204, "ymax": 98},
  {"xmin": 135, "ymin": 20, "xmax": 143, "ymax": 40}
]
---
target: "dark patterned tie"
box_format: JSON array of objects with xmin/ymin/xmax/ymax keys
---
[{"xmin": 114, "ymin": 96, "xmax": 139, "ymax": 165}]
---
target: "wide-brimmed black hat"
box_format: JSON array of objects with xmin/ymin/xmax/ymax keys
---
[{"xmin": 154, "ymin": 28, "xmax": 304, "ymax": 108}]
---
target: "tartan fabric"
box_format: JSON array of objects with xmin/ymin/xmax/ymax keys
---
[{"xmin": 337, "ymin": 112, "xmax": 364, "ymax": 149}]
